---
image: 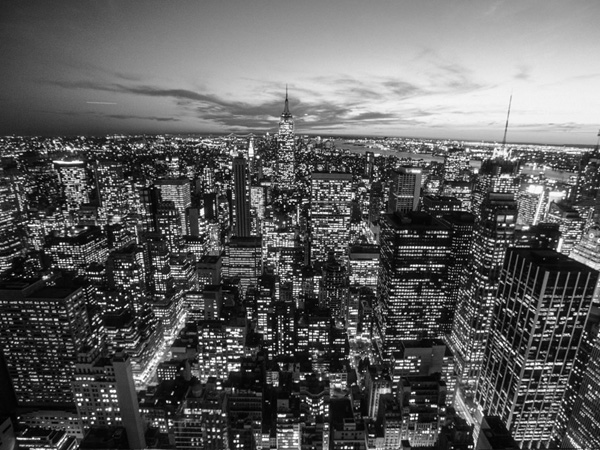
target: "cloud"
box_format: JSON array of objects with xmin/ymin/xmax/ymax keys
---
[
  {"xmin": 43, "ymin": 75, "xmax": 479, "ymax": 133},
  {"xmin": 106, "ymin": 114, "xmax": 179, "ymax": 122},
  {"xmin": 514, "ymin": 65, "xmax": 530, "ymax": 81}
]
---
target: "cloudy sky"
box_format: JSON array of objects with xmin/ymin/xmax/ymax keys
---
[{"xmin": 1, "ymin": 0, "xmax": 599, "ymax": 144}]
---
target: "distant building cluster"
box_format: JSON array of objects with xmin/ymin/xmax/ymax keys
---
[{"xmin": 0, "ymin": 95, "xmax": 599, "ymax": 449}]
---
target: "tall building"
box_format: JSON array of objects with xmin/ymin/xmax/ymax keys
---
[
  {"xmin": 545, "ymin": 201, "xmax": 585, "ymax": 256},
  {"xmin": 0, "ymin": 279, "xmax": 93, "ymax": 407},
  {"xmin": 443, "ymin": 148, "xmax": 471, "ymax": 183},
  {"xmin": 45, "ymin": 226, "xmax": 108, "ymax": 276},
  {"xmin": 471, "ymin": 159, "xmax": 519, "ymax": 221},
  {"xmin": 0, "ymin": 168, "xmax": 23, "ymax": 271},
  {"xmin": 154, "ymin": 178, "xmax": 192, "ymax": 235},
  {"xmin": 277, "ymin": 88, "xmax": 295, "ymax": 189},
  {"xmin": 232, "ymin": 155, "xmax": 251, "ymax": 237},
  {"xmin": 348, "ymin": 244, "xmax": 379, "ymax": 291},
  {"xmin": 93, "ymin": 160, "xmax": 129, "ymax": 224},
  {"xmin": 310, "ymin": 172, "xmax": 353, "ymax": 264},
  {"xmin": 516, "ymin": 184, "xmax": 545, "ymax": 226},
  {"xmin": 53, "ymin": 160, "xmax": 90, "ymax": 213},
  {"xmin": 72, "ymin": 348, "xmax": 146, "ymax": 449},
  {"xmin": 388, "ymin": 167, "xmax": 422, "ymax": 213},
  {"xmin": 449, "ymin": 167, "xmax": 518, "ymax": 397},
  {"xmin": 438, "ymin": 212, "xmax": 475, "ymax": 334},
  {"xmin": 476, "ymin": 248, "xmax": 598, "ymax": 448},
  {"xmin": 563, "ymin": 326, "xmax": 600, "ymax": 449},
  {"xmin": 224, "ymin": 236, "xmax": 262, "ymax": 297},
  {"xmin": 377, "ymin": 212, "xmax": 451, "ymax": 357}
]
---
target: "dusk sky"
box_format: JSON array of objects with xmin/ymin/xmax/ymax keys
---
[{"xmin": 1, "ymin": 0, "xmax": 599, "ymax": 145}]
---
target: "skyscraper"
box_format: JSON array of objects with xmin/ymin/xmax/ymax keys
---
[
  {"xmin": 449, "ymin": 191, "xmax": 517, "ymax": 397},
  {"xmin": 232, "ymin": 155, "xmax": 251, "ymax": 237},
  {"xmin": 0, "ymin": 279, "xmax": 93, "ymax": 407},
  {"xmin": 377, "ymin": 212, "xmax": 451, "ymax": 357},
  {"xmin": 0, "ymin": 168, "xmax": 23, "ymax": 271},
  {"xmin": 277, "ymin": 88, "xmax": 295, "ymax": 189},
  {"xmin": 563, "ymin": 326, "xmax": 600, "ymax": 449},
  {"xmin": 154, "ymin": 178, "xmax": 192, "ymax": 235},
  {"xmin": 476, "ymin": 248, "xmax": 598, "ymax": 448},
  {"xmin": 72, "ymin": 348, "xmax": 146, "ymax": 449},
  {"xmin": 53, "ymin": 160, "xmax": 91, "ymax": 214},
  {"xmin": 388, "ymin": 167, "xmax": 422, "ymax": 213},
  {"xmin": 310, "ymin": 172, "xmax": 353, "ymax": 264}
]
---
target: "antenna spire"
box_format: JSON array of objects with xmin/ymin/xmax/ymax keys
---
[
  {"xmin": 283, "ymin": 84, "xmax": 290, "ymax": 115},
  {"xmin": 501, "ymin": 94, "xmax": 513, "ymax": 158}
]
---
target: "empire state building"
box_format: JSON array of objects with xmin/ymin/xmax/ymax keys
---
[{"xmin": 276, "ymin": 87, "xmax": 295, "ymax": 188}]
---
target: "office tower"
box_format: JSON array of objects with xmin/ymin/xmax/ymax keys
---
[
  {"xmin": 377, "ymin": 212, "xmax": 451, "ymax": 357},
  {"xmin": 72, "ymin": 348, "xmax": 146, "ymax": 449},
  {"xmin": 310, "ymin": 172, "xmax": 353, "ymax": 264},
  {"xmin": 390, "ymin": 340, "xmax": 456, "ymax": 406},
  {"xmin": 319, "ymin": 253, "xmax": 348, "ymax": 321},
  {"xmin": 223, "ymin": 236, "xmax": 262, "ymax": 297},
  {"xmin": 471, "ymin": 159, "xmax": 519, "ymax": 221},
  {"xmin": 105, "ymin": 244, "xmax": 147, "ymax": 313},
  {"xmin": 516, "ymin": 184, "xmax": 545, "ymax": 226},
  {"xmin": 232, "ymin": 155, "xmax": 251, "ymax": 237},
  {"xmin": 348, "ymin": 244, "xmax": 379, "ymax": 291},
  {"xmin": 368, "ymin": 181, "xmax": 385, "ymax": 226},
  {"xmin": 398, "ymin": 374, "xmax": 447, "ymax": 446},
  {"xmin": 388, "ymin": 167, "xmax": 422, "ymax": 213},
  {"xmin": 250, "ymin": 185, "xmax": 266, "ymax": 235},
  {"xmin": 570, "ymin": 224, "xmax": 600, "ymax": 275},
  {"xmin": 441, "ymin": 180, "xmax": 473, "ymax": 211},
  {"xmin": 277, "ymin": 89, "xmax": 295, "ymax": 189},
  {"xmin": 365, "ymin": 365, "xmax": 392, "ymax": 419},
  {"xmin": 173, "ymin": 383, "xmax": 226, "ymax": 450},
  {"xmin": 513, "ymin": 223, "xmax": 560, "ymax": 250},
  {"xmin": 365, "ymin": 151, "xmax": 375, "ymax": 180},
  {"xmin": 443, "ymin": 148, "xmax": 471, "ymax": 183},
  {"xmin": 563, "ymin": 328, "xmax": 600, "ymax": 449},
  {"xmin": 545, "ymin": 201, "xmax": 585, "ymax": 255},
  {"xmin": 0, "ymin": 279, "xmax": 92, "ymax": 407},
  {"xmin": 53, "ymin": 160, "xmax": 90, "ymax": 213},
  {"xmin": 438, "ymin": 212, "xmax": 475, "ymax": 334},
  {"xmin": 0, "ymin": 168, "xmax": 23, "ymax": 271},
  {"xmin": 93, "ymin": 160, "xmax": 128, "ymax": 224},
  {"xmin": 145, "ymin": 233, "xmax": 174, "ymax": 296},
  {"xmin": 573, "ymin": 145, "xmax": 600, "ymax": 202},
  {"xmin": 197, "ymin": 318, "xmax": 246, "ymax": 382},
  {"xmin": 156, "ymin": 201, "xmax": 183, "ymax": 253},
  {"xmin": 421, "ymin": 195, "xmax": 463, "ymax": 219},
  {"xmin": 154, "ymin": 178, "xmax": 191, "ymax": 234},
  {"xmin": 449, "ymin": 191, "xmax": 517, "ymax": 398},
  {"xmin": 45, "ymin": 226, "xmax": 108, "ymax": 276},
  {"xmin": 476, "ymin": 249, "xmax": 598, "ymax": 448}
]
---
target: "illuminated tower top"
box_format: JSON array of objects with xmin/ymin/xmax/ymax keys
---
[
  {"xmin": 282, "ymin": 85, "xmax": 291, "ymax": 118},
  {"xmin": 277, "ymin": 86, "xmax": 295, "ymax": 188}
]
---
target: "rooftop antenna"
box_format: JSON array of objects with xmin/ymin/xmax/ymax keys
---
[{"xmin": 501, "ymin": 94, "xmax": 513, "ymax": 159}]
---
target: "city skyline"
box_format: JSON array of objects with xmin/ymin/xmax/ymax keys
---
[{"xmin": 1, "ymin": 0, "xmax": 600, "ymax": 145}]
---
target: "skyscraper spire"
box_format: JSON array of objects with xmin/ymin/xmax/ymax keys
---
[{"xmin": 283, "ymin": 84, "xmax": 290, "ymax": 115}]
